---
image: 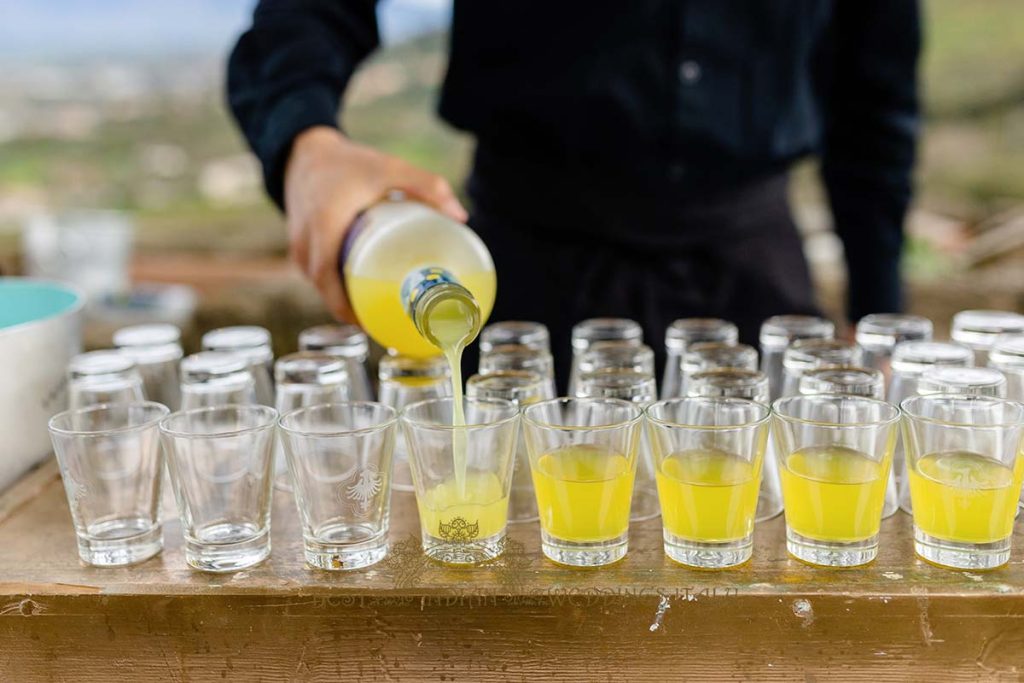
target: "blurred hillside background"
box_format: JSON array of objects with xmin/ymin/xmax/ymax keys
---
[{"xmin": 0, "ymin": 0, "xmax": 1022, "ymax": 349}]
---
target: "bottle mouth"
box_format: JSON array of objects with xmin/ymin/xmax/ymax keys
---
[{"xmin": 415, "ymin": 282, "xmax": 482, "ymax": 351}]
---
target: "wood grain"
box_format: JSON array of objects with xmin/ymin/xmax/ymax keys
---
[{"xmin": 2, "ymin": 465, "xmax": 1024, "ymax": 680}]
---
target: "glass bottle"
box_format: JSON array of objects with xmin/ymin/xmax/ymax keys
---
[
  {"xmin": 759, "ymin": 315, "xmax": 835, "ymax": 401},
  {"xmin": 661, "ymin": 318, "xmax": 739, "ymax": 399},
  {"xmin": 298, "ymin": 323, "xmax": 374, "ymax": 401},
  {"xmin": 113, "ymin": 323, "xmax": 183, "ymax": 410}
]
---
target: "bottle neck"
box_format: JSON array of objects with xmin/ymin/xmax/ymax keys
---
[{"xmin": 402, "ymin": 267, "xmax": 481, "ymax": 351}]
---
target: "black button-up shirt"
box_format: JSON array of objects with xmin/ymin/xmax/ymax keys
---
[{"xmin": 228, "ymin": 0, "xmax": 920, "ymax": 319}]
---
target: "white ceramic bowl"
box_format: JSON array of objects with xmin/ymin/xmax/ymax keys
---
[{"xmin": 0, "ymin": 278, "xmax": 83, "ymax": 492}]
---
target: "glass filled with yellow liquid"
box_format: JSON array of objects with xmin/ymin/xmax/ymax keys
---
[
  {"xmin": 901, "ymin": 394, "xmax": 1024, "ymax": 569},
  {"xmin": 522, "ymin": 398, "xmax": 643, "ymax": 567},
  {"xmin": 647, "ymin": 398, "xmax": 769, "ymax": 568},
  {"xmin": 401, "ymin": 397, "xmax": 519, "ymax": 565},
  {"xmin": 772, "ymin": 395, "xmax": 900, "ymax": 567}
]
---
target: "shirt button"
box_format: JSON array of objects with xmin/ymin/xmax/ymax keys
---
[{"xmin": 679, "ymin": 60, "xmax": 702, "ymax": 85}]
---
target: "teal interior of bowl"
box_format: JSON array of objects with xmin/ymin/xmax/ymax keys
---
[{"xmin": 0, "ymin": 280, "xmax": 81, "ymax": 330}]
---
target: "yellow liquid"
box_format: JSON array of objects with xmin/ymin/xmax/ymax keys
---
[
  {"xmin": 532, "ymin": 446, "xmax": 635, "ymax": 542},
  {"xmin": 909, "ymin": 451, "xmax": 1024, "ymax": 544},
  {"xmin": 656, "ymin": 449, "xmax": 760, "ymax": 542},
  {"xmin": 347, "ymin": 272, "xmax": 495, "ymax": 358},
  {"xmin": 417, "ymin": 471, "xmax": 508, "ymax": 541},
  {"xmin": 780, "ymin": 446, "xmax": 887, "ymax": 543}
]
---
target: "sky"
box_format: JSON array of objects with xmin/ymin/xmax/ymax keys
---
[{"xmin": 0, "ymin": 0, "xmax": 451, "ymax": 59}]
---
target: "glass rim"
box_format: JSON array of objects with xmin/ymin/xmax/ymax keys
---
[
  {"xmin": 278, "ymin": 401, "xmax": 398, "ymax": 437},
  {"xmin": 771, "ymin": 394, "xmax": 900, "ymax": 427},
  {"xmin": 399, "ymin": 396, "xmax": 520, "ymax": 431},
  {"xmin": 899, "ymin": 393, "xmax": 1024, "ymax": 429},
  {"xmin": 48, "ymin": 400, "xmax": 170, "ymax": 436},
  {"xmin": 522, "ymin": 396, "xmax": 644, "ymax": 432},
  {"xmin": 646, "ymin": 397, "xmax": 771, "ymax": 430},
  {"xmin": 158, "ymin": 403, "xmax": 279, "ymax": 438}
]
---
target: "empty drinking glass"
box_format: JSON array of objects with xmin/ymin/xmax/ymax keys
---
[
  {"xmin": 855, "ymin": 314, "xmax": 933, "ymax": 384},
  {"xmin": 578, "ymin": 341, "xmax": 656, "ymax": 377},
  {"xmin": 989, "ymin": 334, "xmax": 1024, "ymax": 401},
  {"xmin": 378, "ymin": 355, "xmax": 452, "ymax": 492},
  {"xmin": 772, "ymin": 395, "xmax": 900, "ymax": 567},
  {"xmin": 480, "ymin": 321, "xmax": 551, "ymax": 354},
  {"xmin": 951, "ymin": 310, "xmax": 1024, "ymax": 366},
  {"xmin": 522, "ymin": 398, "xmax": 643, "ymax": 567},
  {"xmin": 760, "ymin": 315, "xmax": 835, "ymax": 401},
  {"xmin": 466, "ymin": 371, "xmax": 550, "ymax": 523},
  {"xmin": 160, "ymin": 405, "xmax": 278, "ymax": 572},
  {"xmin": 273, "ymin": 352, "xmax": 350, "ymax": 490},
  {"xmin": 279, "ymin": 402, "xmax": 397, "ymax": 570},
  {"xmin": 68, "ymin": 350, "xmax": 145, "ymax": 410},
  {"xmin": 901, "ymin": 395, "xmax": 1024, "ymax": 569},
  {"xmin": 687, "ymin": 368, "xmax": 782, "ymax": 522},
  {"xmin": 202, "ymin": 326, "xmax": 275, "ymax": 406},
  {"xmin": 298, "ymin": 324, "xmax": 375, "ymax": 401},
  {"xmin": 479, "ymin": 343, "xmax": 557, "ymax": 396},
  {"xmin": 48, "ymin": 402, "xmax": 169, "ymax": 566},
  {"xmin": 569, "ymin": 318, "xmax": 643, "ymax": 396},
  {"xmin": 780, "ymin": 339, "xmax": 863, "ymax": 398},
  {"xmin": 180, "ymin": 351, "xmax": 257, "ymax": 410},
  {"xmin": 401, "ymin": 397, "xmax": 520, "ymax": 565},
  {"xmin": 918, "ymin": 366, "xmax": 1007, "ymax": 398},
  {"xmin": 682, "ymin": 342, "xmax": 758, "ymax": 384},
  {"xmin": 114, "ymin": 323, "xmax": 184, "ymax": 410},
  {"xmin": 662, "ymin": 318, "xmax": 739, "ymax": 399},
  {"xmin": 647, "ymin": 398, "xmax": 770, "ymax": 568}
]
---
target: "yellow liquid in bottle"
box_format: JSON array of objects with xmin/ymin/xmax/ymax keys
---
[
  {"xmin": 656, "ymin": 449, "xmax": 760, "ymax": 543},
  {"xmin": 417, "ymin": 471, "xmax": 509, "ymax": 543},
  {"xmin": 347, "ymin": 271, "xmax": 495, "ymax": 359},
  {"xmin": 909, "ymin": 451, "xmax": 1024, "ymax": 544},
  {"xmin": 780, "ymin": 445, "xmax": 887, "ymax": 543},
  {"xmin": 532, "ymin": 446, "xmax": 635, "ymax": 542}
]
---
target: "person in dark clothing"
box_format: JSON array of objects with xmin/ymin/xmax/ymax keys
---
[{"xmin": 227, "ymin": 1, "xmax": 920, "ymax": 387}]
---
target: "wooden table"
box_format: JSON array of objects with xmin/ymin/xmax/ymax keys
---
[{"xmin": 2, "ymin": 462, "xmax": 1023, "ymax": 681}]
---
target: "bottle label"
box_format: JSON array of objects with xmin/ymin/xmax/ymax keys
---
[{"xmin": 401, "ymin": 267, "xmax": 461, "ymax": 320}]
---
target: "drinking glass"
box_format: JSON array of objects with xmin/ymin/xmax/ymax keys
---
[
  {"xmin": 759, "ymin": 315, "xmax": 835, "ymax": 401},
  {"xmin": 575, "ymin": 369, "xmax": 660, "ymax": 522},
  {"xmin": 951, "ymin": 310, "xmax": 1024, "ymax": 366},
  {"xmin": 780, "ymin": 339, "xmax": 863, "ymax": 398},
  {"xmin": 569, "ymin": 318, "xmax": 643, "ymax": 396},
  {"xmin": 989, "ymin": 334, "xmax": 1024, "ymax": 401},
  {"xmin": 378, "ymin": 355, "xmax": 452, "ymax": 492},
  {"xmin": 68, "ymin": 350, "xmax": 145, "ymax": 410},
  {"xmin": 687, "ymin": 368, "xmax": 782, "ymax": 522},
  {"xmin": 114, "ymin": 323, "xmax": 184, "ymax": 410},
  {"xmin": 479, "ymin": 343, "xmax": 557, "ymax": 396},
  {"xmin": 888, "ymin": 341, "xmax": 975, "ymax": 514},
  {"xmin": 202, "ymin": 326, "xmax": 275, "ymax": 406},
  {"xmin": 401, "ymin": 397, "xmax": 520, "ymax": 565},
  {"xmin": 522, "ymin": 398, "xmax": 643, "ymax": 567},
  {"xmin": 918, "ymin": 366, "xmax": 1007, "ymax": 398},
  {"xmin": 298, "ymin": 324, "xmax": 375, "ymax": 401},
  {"xmin": 279, "ymin": 402, "xmax": 397, "ymax": 570},
  {"xmin": 577, "ymin": 341, "xmax": 656, "ymax": 377},
  {"xmin": 662, "ymin": 318, "xmax": 739, "ymax": 399},
  {"xmin": 466, "ymin": 371, "xmax": 551, "ymax": 523},
  {"xmin": 855, "ymin": 314, "xmax": 932, "ymax": 385},
  {"xmin": 647, "ymin": 398, "xmax": 770, "ymax": 568},
  {"xmin": 682, "ymin": 342, "xmax": 758, "ymax": 387},
  {"xmin": 180, "ymin": 351, "xmax": 257, "ymax": 410},
  {"xmin": 480, "ymin": 321, "xmax": 551, "ymax": 354},
  {"xmin": 48, "ymin": 402, "xmax": 169, "ymax": 566},
  {"xmin": 273, "ymin": 352, "xmax": 350, "ymax": 490},
  {"xmin": 901, "ymin": 395, "xmax": 1024, "ymax": 569},
  {"xmin": 772, "ymin": 395, "xmax": 900, "ymax": 567},
  {"xmin": 160, "ymin": 405, "xmax": 278, "ymax": 572}
]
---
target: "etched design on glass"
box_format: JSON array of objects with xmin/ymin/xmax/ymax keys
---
[
  {"xmin": 438, "ymin": 516, "xmax": 480, "ymax": 542},
  {"xmin": 344, "ymin": 465, "xmax": 382, "ymax": 514}
]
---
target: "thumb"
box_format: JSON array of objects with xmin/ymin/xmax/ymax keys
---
[{"xmin": 389, "ymin": 162, "xmax": 468, "ymax": 223}]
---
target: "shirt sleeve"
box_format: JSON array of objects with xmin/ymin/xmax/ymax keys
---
[
  {"xmin": 817, "ymin": 0, "xmax": 921, "ymax": 322},
  {"xmin": 227, "ymin": 0, "xmax": 381, "ymax": 209}
]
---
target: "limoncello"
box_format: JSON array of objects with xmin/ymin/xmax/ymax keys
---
[
  {"xmin": 417, "ymin": 471, "xmax": 509, "ymax": 543},
  {"xmin": 909, "ymin": 451, "xmax": 1024, "ymax": 544},
  {"xmin": 343, "ymin": 199, "xmax": 495, "ymax": 359},
  {"xmin": 780, "ymin": 445, "xmax": 888, "ymax": 543},
  {"xmin": 532, "ymin": 445, "xmax": 635, "ymax": 542},
  {"xmin": 656, "ymin": 448, "xmax": 760, "ymax": 542}
]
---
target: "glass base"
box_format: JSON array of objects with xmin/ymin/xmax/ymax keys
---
[
  {"xmin": 185, "ymin": 523, "xmax": 270, "ymax": 572},
  {"xmin": 422, "ymin": 529, "xmax": 505, "ymax": 566},
  {"xmin": 508, "ymin": 485, "xmax": 539, "ymax": 524},
  {"xmin": 541, "ymin": 529, "xmax": 627, "ymax": 567},
  {"xmin": 305, "ymin": 523, "xmax": 388, "ymax": 570},
  {"xmin": 630, "ymin": 486, "xmax": 661, "ymax": 522},
  {"xmin": 755, "ymin": 495, "xmax": 783, "ymax": 523},
  {"xmin": 786, "ymin": 527, "xmax": 877, "ymax": 567},
  {"xmin": 914, "ymin": 527, "xmax": 1010, "ymax": 570},
  {"xmin": 78, "ymin": 518, "xmax": 162, "ymax": 567},
  {"xmin": 664, "ymin": 531, "xmax": 752, "ymax": 569}
]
